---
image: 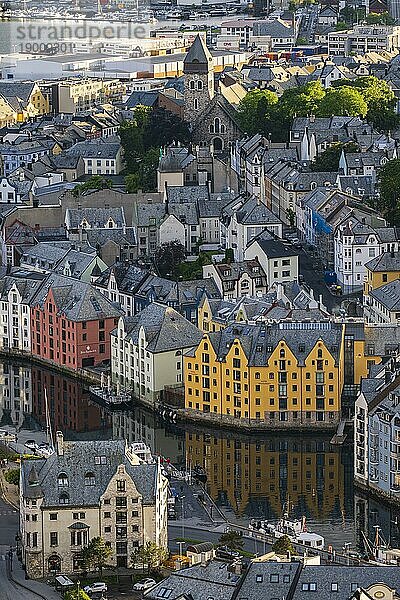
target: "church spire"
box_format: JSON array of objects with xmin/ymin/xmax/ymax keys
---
[{"xmin": 184, "ymin": 34, "xmax": 213, "ymax": 74}]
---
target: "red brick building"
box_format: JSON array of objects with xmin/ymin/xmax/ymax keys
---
[{"xmin": 30, "ymin": 274, "xmax": 121, "ymax": 370}]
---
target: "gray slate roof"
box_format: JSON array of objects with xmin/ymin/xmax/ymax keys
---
[
  {"xmin": 370, "ymin": 279, "xmax": 400, "ymax": 311},
  {"xmin": 146, "ymin": 560, "xmax": 240, "ymax": 600},
  {"xmin": 114, "ymin": 301, "xmax": 202, "ymax": 352},
  {"xmin": 365, "ymin": 250, "xmax": 400, "ymax": 272},
  {"xmin": 22, "ymin": 438, "xmax": 158, "ymax": 507},
  {"xmin": 30, "ymin": 273, "xmax": 122, "ymax": 322}
]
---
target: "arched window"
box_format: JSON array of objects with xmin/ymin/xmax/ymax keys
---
[
  {"xmin": 84, "ymin": 472, "xmax": 95, "ymax": 486},
  {"xmin": 234, "ymin": 347, "xmax": 239, "ymax": 356},
  {"xmin": 175, "ymin": 350, "xmax": 181, "ymax": 356},
  {"xmin": 204, "ymin": 342, "xmax": 208, "ymax": 350},
  {"xmin": 317, "ymin": 349, "xmax": 323, "ymax": 358},
  {"xmin": 59, "ymin": 493, "xmax": 69, "ymax": 505},
  {"xmin": 214, "ymin": 117, "xmax": 220, "ymax": 134},
  {"xmin": 280, "ymin": 349, "xmax": 285, "ymax": 358},
  {"xmin": 213, "ymin": 137, "xmax": 223, "ymax": 152},
  {"xmin": 190, "ymin": 80, "xmax": 195, "ymax": 90},
  {"xmin": 48, "ymin": 554, "xmax": 61, "ymax": 573},
  {"xmin": 197, "ymin": 80, "xmax": 203, "ymax": 90},
  {"xmin": 57, "ymin": 473, "xmax": 68, "ymax": 487}
]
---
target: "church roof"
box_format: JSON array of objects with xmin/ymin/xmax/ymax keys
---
[{"xmin": 184, "ymin": 35, "xmax": 213, "ymax": 71}]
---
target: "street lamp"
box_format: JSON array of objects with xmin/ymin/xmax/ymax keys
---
[
  {"xmin": 180, "ymin": 495, "xmax": 185, "ymax": 542},
  {"xmin": 77, "ymin": 580, "xmax": 80, "ymax": 598}
]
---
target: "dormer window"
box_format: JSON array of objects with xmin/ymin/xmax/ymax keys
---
[
  {"xmin": 84, "ymin": 472, "xmax": 95, "ymax": 486},
  {"xmin": 59, "ymin": 493, "xmax": 69, "ymax": 505},
  {"xmin": 58, "ymin": 473, "xmax": 68, "ymax": 487}
]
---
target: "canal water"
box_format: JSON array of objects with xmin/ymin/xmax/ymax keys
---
[{"xmin": 1, "ymin": 360, "xmax": 399, "ymax": 552}]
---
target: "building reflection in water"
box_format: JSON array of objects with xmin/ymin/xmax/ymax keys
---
[
  {"xmin": 0, "ymin": 360, "xmax": 112, "ymax": 439},
  {"xmin": 185, "ymin": 432, "xmax": 350, "ymax": 522},
  {"xmin": 0, "ymin": 360, "xmax": 358, "ymax": 544},
  {"xmin": 355, "ymin": 492, "xmax": 400, "ymax": 550}
]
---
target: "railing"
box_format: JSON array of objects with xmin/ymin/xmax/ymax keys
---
[{"xmin": 224, "ymin": 523, "xmax": 370, "ymax": 566}]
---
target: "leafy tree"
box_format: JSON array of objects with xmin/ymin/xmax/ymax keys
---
[
  {"xmin": 272, "ymin": 535, "xmax": 296, "ymax": 555},
  {"xmin": 331, "ymin": 76, "xmax": 398, "ymax": 131},
  {"xmin": 4, "ymin": 468, "xmax": 19, "ymax": 486},
  {"xmin": 311, "ymin": 141, "xmax": 359, "ymax": 172},
  {"xmin": 131, "ymin": 542, "xmax": 168, "ymax": 572},
  {"xmin": 378, "ymin": 159, "xmax": 400, "ymax": 225},
  {"xmin": 237, "ymin": 89, "xmax": 278, "ymax": 135},
  {"xmin": 296, "ymin": 36, "xmax": 308, "ymax": 45},
  {"xmin": 147, "ymin": 108, "xmax": 191, "ymax": 149},
  {"xmin": 365, "ymin": 11, "xmax": 394, "ymax": 25},
  {"xmin": 81, "ymin": 537, "xmax": 112, "ymax": 575},
  {"xmin": 155, "ymin": 241, "xmax": 186, "ymax": 277},
  {"xmin": 125, "ymin": 172, "xmax": 141, "ymax": 194},
  {"xmin": 72, "ymin": 175, "xmax": 113, "ymax": 198},
  {"xmin": 218, "ymin": 530, "xmax": 244, "ymax": 550},
  {"xmin": 225, "ymin": 248, "xmax": 234, "ymax": 263},
  {"xmin": 286, "ymin": 208, "xmax": 296, "ymax": 229},
  {"xmin": 316, "ymin": 86, "xmax": 368, "ymax": 118},
  {"xmin": 280, "ymin": 81, "xmax": 326, "ymax": 119},
  {"xmin": 65, "ymin": 590, "xmax": 91, "ymax": 600},
  {"xmin": 335, "ymin": 21, "xmax": 348, "ymax": 31}
]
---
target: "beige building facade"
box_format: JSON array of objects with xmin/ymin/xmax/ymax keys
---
[{"xmin": 20, "ymin": 433, "xmax": 168, "ymax": 578}]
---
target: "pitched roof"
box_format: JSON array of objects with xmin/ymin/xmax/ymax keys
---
[
  {"xmin": 370, "ymin": 279, "xmax": 400, "ymax": 310},
  {"xmin": 184, "ymin": 34, "xmax": 213, "ymax": 67},
  {"xmin": 115, "ymin": 302, "xmax": 202, "ymax": 353},
  {"xmin": 21, "ymin": 438, "xmax": 158, "ymax": 507},
  {"xmin": 365, "ymin": 250, "xmax": 400, "ymax": 273},
  {"xmin": 30, "ymin": 273, "xmax": 121, "ymax": 322}
]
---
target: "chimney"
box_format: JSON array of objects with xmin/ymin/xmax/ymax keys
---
[
  {"xmin": 201, "ymin": 553, "xmax": 207, "ymax": 567},
  {"xmin": 56, "ymin": 431, "xmax": 64, "ymax": 456}
]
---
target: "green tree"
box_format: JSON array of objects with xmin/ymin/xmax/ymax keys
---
[
  {"xmin": 335, "ymin": 21, "xmax": 348, "ymax": 31},
  {"xmin": 366, "ymin": 11, "xmax": 394, "ymax": 24},
  {"xmin": 286, "ymin": 208, "xmax": 296, "ymax": 229},
  {"xmin": 272, "ymin": 535, "xmax": 296, "ymax": 555},
  {"xmin": 72, "ymin": 175, "xmax": 113, "ymax": 198},
  {"xmin": 332, "ymin": 76, "xmax": 398, "ymax": 131},
  {"xmin": 296, "ymin": 36, "xmax": 308, "ymax": 45},
  {"xmin": 237, "ymin": 89, "xmax": 278, "ymax": 135},
  {"xmin": 65, "ymin": 590, "xmax": 91, "ymax": 600},
  {"xmin": 125, "ymin": 172, "xmax": 141, "ymax": 193},
  {"xmin": 155, "ymin": 240, "xmax": 186, "ymax": 277},
  {"xmin": 4, "ymin": 468, "xmax": 19, "ymax": 486},
  {"xmin": 147, "ymin": 108, "xmax": 191, "ymax": 149},
  {"xmin": 218, "ymin": 530, "xmax": 244, "ymax": 550},
  {"xmin": 316, "ymin": 86, "xmax": 368, "ymax": 118},
  {"xmin": 131, "ymin": 542, "xmax": 168, "ymax": 572},
  {"xmin": 378, "ymin": 159, "xmax": 400, "ymax": 225},
  {"xmin": 81, "ymin": 537, "xmax": 112, "ymax": 575},
  {"xmin": 225, "ymin": 248, "xmax": 234, "ymax": 263},
  {"xmin": 311, "ymin": 141, "xmax": 359, "ymax": 172}
]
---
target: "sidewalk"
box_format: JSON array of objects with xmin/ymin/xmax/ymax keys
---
[
  {"xmin": 9, "ymin": 553, "xmax": 61, "ymax": 600},
  {"xmin": 0, "ymin": 463, "xmax": 20, "ymax": 509}
]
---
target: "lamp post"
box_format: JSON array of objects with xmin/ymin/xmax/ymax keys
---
[
  {"xmin": 77, "ymin": 580, "xmax": 80, "ymax": 599},
  {"xmin": 180, "ymin": 495, "xmax": 185, "ymax": 542}
]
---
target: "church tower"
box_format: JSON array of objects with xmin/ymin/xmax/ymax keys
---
[{"xmin": 183, "ymin": 35, "xmax": 215, "ymax": 123}]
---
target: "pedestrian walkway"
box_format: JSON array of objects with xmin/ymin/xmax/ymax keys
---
[{"xmin": 10, "ymin": 552, "xmax": 61, "ymax": 600}]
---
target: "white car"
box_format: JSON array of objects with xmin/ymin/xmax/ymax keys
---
[
  {"xmin": 24, "ymin": 440, "xmax": 39, "ymax": 451},
  {"xmin": 84, "ymin": 582, "xmax": 108, "ymax": 594},
  {"xmin": 132, "ymin": 578, "xmax": 156, "ymax": 591}
]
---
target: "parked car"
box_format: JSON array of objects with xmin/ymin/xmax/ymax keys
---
[
  {"xmin": 24, "ymin": 440, "xmax": 38, "ymax": 451},
  {"xmin": 84, "ymin": 582, "xmax": 108, "ymax": 594},
  {"xmin": 215, "ymin": 546, "xmax": 239, "ymax": 559},
  {"xmin": 132, "ymin": 578, "xmax": 156, "ymax": 591}
]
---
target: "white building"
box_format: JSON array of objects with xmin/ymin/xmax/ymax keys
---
[
  {"xmin": 111, "ymin": 302, "xmax": 202, "ymax": 402},
  {"xmin": 20, "ymin": 433, "xmax": 168, "ymax": 578},
  {"xmin": 244, "ymin": 236, "xmax": 299, "ymax": 288},
  {"xmin": 334, "ymin": 218, "xmax": 398, "ymax": 291},
  {"xmin": 0, "ymin": 362, "xmax": 32, "ymax": 430},
  {"xmin": 221, "ymin": 195, "xmax": 283, "ymax": 262},
  {"xmin": 0, "ymin": 275, "xmax": 44, "ymax": 352},
  {"xmin": 203, "ymin": 259, "xmax": 268, "ymax": 300}
]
